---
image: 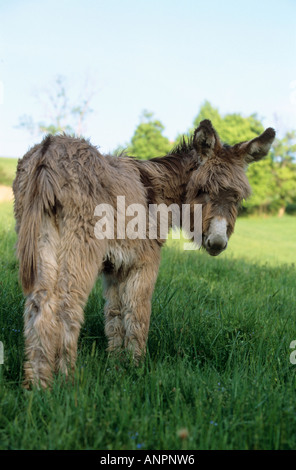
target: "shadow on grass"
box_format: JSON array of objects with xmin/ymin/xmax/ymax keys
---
[{"xmin": 1, "ymin": 236, "xmax": 295, "ymax": 388}]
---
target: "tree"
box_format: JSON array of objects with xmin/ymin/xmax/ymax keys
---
[
  {"xmin": 270, "ymin": 131, "xmax": 296, "ymax": 215},
  {"xmin": 126, "ymin": 110, "xmax": 171, "ymax": 160},
  {"xmin": 18, "ymin": 75, "xmax": 95, "ymax": 136},
  {"xmin": 243, "ymin": 155, "xmax": 279, "ymax": 214},
  {"xmin": 192, "ymin": 100, "xmax": 264, "ymax": 145},
  {"xmin": 272, "ymin": 130, "xmax": 296, "ymax": 165}
]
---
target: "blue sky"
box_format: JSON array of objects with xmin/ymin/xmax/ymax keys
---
[{"xmin": 1, "ymin": 0, "xmax": 296, "ymax": 157}]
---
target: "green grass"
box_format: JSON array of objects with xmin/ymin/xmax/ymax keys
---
[
  {"xmin": 224, "ymin": 216, "xmax": 296, "ymax": 266},
  {"xmin": 0, "ymin": 157, "xmax": 18, "ymax": 186},
  {"xmin": 0, "ymin": 202, "xmax": 296, "ymax": 450}
]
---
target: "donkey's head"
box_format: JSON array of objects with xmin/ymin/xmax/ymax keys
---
[{"xmin": 187, "ymin": 119, "xmax": 276, "ymax": 256}]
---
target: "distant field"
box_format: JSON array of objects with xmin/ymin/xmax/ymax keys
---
[
  {"xmin": 224, "ymin": 216, "xmax": 295, "ymax": 266},
  {"xmin": 170, "ymin": 215, "xmax": 295, "ymax": 266},
  {"xmin": 0, "ymin": 202, "xmax": 295, "ymax": 450},
  {"xmin": 0, "ymin": 157, "xmax": 18, "ymax": 186}
]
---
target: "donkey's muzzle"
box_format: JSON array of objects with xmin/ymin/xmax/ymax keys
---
[{"xmin": 205, "ymin": 235, "xmax": 227, "ymax": 256}]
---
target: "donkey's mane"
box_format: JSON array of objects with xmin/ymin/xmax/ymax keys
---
[
  {"xmin": 139, "ymin": 134, "xmax": 196, "ymax": 176},
  {"xmin": 147, "ymin": 153, "xmax": 185, "ymax": 175},
  {"xmin": 146, "ymin": 134, "xmax": 232, "ymax": 169},
  {"xmin": 168, "ymin": 134, "xmax": 195, "ymax": 156}
]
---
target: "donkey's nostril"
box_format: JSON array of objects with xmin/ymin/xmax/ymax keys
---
[
  {"xmin": 211, "ymin": 241, "xmax": 226, "ymax": 251},
  {"xmin": 207, "ymin": 236, "xmax": 227, "ymax": 252}
]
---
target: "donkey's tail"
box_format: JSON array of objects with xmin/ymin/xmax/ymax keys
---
[{"xmin": 16, "ymin": 135, "xmax": 61, "ymax": 294}]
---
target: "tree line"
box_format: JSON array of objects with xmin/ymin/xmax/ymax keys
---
[
  {"xmin": 19, "ymin": 77, "xmax": 296, "ymax": 216},
  {"xmin": 125, "ymin": 102, "xmax": 296, "ymax": 216}
]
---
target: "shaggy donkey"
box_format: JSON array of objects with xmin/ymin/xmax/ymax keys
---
[{"xmin": 13, "ymin": 120, "xmax": 275, "ymax": 388}]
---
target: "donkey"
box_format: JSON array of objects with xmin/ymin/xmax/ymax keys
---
[{"xmin": 13, "ymin": 119, "xmax": 275, "ymax": 388}]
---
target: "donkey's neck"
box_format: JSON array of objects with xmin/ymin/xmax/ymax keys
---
[{"xmin": 137, "ymin": 153, "xmax": 198, "ymax": 207}]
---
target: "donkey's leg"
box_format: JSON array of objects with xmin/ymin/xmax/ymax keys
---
[
  {"xmin": 24, "ymin": 293, "xmax": 59, "ymax": 389},
  {"xmin": 103, "ymin": 273, "xmax": 125, "ymax": 353},
  {"xmin": 23, "ymin": 215, "xmax": 60, "ymax": 389},
  {"xmin": 120, "ymin": 258, "xmax": 160, "ymax": 361},
  {"xmin": 55, "ymin": 238, "xmax": 103, "ymax": 378}
]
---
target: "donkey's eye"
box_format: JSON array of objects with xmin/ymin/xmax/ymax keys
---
[
  {"xmin": 196, "ymin": 190, "xmax": 207, "ymax": 198},
  {"xmin": 233, "ymin": 194, "xmax": 241, "ymax": 204}
]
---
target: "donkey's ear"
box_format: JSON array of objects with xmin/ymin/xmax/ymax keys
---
[
  {"xmin": 239, "ymin": 128, "xmax": 276, "ymax": 164},
  {"xmin": 193, "ymin": 120, "xmax": 219, "ymax": 158}
]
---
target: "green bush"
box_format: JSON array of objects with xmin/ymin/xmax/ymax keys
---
[{"xmin": 286, "ymin": 203, "xmax": 296, "ymax": 215}]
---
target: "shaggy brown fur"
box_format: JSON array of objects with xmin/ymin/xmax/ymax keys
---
[{"xmin": 13, "ymin": 119, "xmax": 275, "ymax": 388}]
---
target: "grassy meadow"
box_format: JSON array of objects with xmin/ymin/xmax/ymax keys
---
[
  {"xmin": 0, "ymin": 151, "xmax": 296, "ymax": 450},
  {"xmin": 0, "ymin": 158, "xmax": 18, "ymax": 187},
  {"xmin": 0, "ymin": 165, "xmax": 295, "ymax": 449}
]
